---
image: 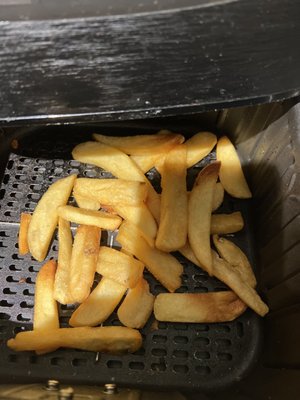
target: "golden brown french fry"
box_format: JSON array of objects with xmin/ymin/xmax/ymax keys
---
[
  {"xmin": 154, "ymin": 291, "xmax": 246, "ymax": 323},
  {"xmin": 69, "ymin": 225, "xmax": 101, "ymax": 303},
  {"xmin": 212, "ymin": 235, "xmax": 257, "ymax": 288},
  {"xmin": 156, "ymin": 144, "xmax": 188, "ymax": 252},
  {"xmin": 69, "ymin": 278, "xmax": 126, "ymax": 327},
  {"xmin": 212, "ymin": 182, "xmax": 224, "ymax": 211},
  {"xmin": 179, "ymin": 241, "xmax": 200, "ymax": 266},
  {"xmin": 53, "ymin": 218, "xmax": 74, "ymax": 304},
  {"xmin": 117, "ymin": 221, "xmax": 183, "ymax": 292},
  {"xmin": 57, "ymin": 205, "xmax": 122, "ymax": 230},
  {"xmin": 211, "ymin": 211, "xmax": 244, "ymax": 234},
  {"xmin": 34, "ymin": 259, "xmax": 59, "ymax": 331},
  {"xmin": 7, "ymin": 326, "xmax": 142, "ymax": 354},
  {"xmin": 18, "ymin": 213, "xmax": 31, "ymax": 255},
  {"xmin": 93, "ymin": 130, "xmax": 184, "ymax": 156},
  {"xmin": 131, "ymin": 154, "xmax": 161, "ymax": 172},
  {"xmin": 113, "ymin": 203, "xmax": 157, "ymax": 247},
  {"xmin": 118, "ymin": 279, "xmax": 154, "ymax": 329},
  {"xmin": 73, "ymin": 192, "xmax": 100, "ymax": 210},
  {"xmin": 28, "ymin": 174, "xmax": 77, "ymax": 262},
  {"xmin": 217, "ymin": 136, "xmax": 252, "ymax": 198},
  {"xmin": 188, "ymin": 162, "xmax": 220, "ymax": 275},
  {"xmin": 74, "ymin": 178, "xmax": 148, "ymax": 206},
  {"xmin": 185, "ymin": 131, "xmax": 217, "ymax": 168},
  {"xmin": 72, "ymin": 142, "xmax": 160, "ymax": 222},
  {"xmin": 96, "ymin": 247, "xmax": 144, "ymax": 288}
]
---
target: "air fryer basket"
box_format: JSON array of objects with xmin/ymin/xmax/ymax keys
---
[{"xmin": 0, "ymin": 100, "xmax": 299, "ymax": 396}]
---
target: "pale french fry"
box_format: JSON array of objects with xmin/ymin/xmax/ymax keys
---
[
  {"xmin": 69, "ymin": 225, "xmax": 101, "ymax": 303},
  {"xmin": 188, "ymin": 162, "xmax": 220, "ymax": 275},
  {"xmin": 156, "ymin": 144, "xmax": 188, "ymax": 252},
  {"xmin": 179, "ymin": 241, "xmax": 200, "ymax": 266},
  {"xmin": 185, "ymin": 131, "xmax": 217, "ymax": 168},
  {"xmin": 113, "ymin": 203, "xmax": 157, "ymax": 247},
  {"xmin": 212, "ymin": 235, "xmax": 257, "ymax": 288},
  {"xmin": 72, "ymin": 142, "xmax": 161, "ymax": 222},
  {"xmin": 118, "ymin": 279, "xmax": 154, "ymax": 329},
  {"xmin": 58, "ymin": 205, "xmax": 122, "ymax": 230},
  {"xmin": 212, "ymin": 182, "xmax": 224, "ymax": 211},
  {"xmin": 73, "ymin": 192, "xmax": 100, "ymax": 210},
  {"xmin": 74, "ymin": 178, "xmax": 148, "ymax": 206},
  {"xmin": 69, "ymin": 278, "xmax": 126, "ymax": 327},
  {"xmin": 131, "ymin": 154, "xmax": 161, "ymax": 172},
  {"xmin": 93, "ymin": 130, "xmax": 184, "ymax": 156},
  {"xmin": 211, "ymin": 211, "xmax": 244, "ymax": 234},
  {"xmin": 18, "ymin": 213, "xmax": 31, "ymax": 255},
  {"xmin": 154, "ymin": 291, "xmax": 246, "ymax": 323},
  {"xmin": 117, "ymin": 221, "xmax": 183, "ymax": 292},
  {"xmin": 96, "ymin": 247, "xmax": 144, "ymax": 288},
  {"xmin": 7, "ymin": 326, "xmax": 142, "ymax": 354},
  {"xmin": 217, "ymin": 136, "xmax": 252, "ymax": 198},
  {"xmin": 53, "ymin": 218, "xmax": 74, "ymax": 304},
  {"xmin": 28, "ymin": 174, "xmax": 77, "ymax": 262}
]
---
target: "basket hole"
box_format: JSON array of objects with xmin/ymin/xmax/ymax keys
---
[
  {"xmin": 3, "ymin": 174, "xmax": 10, "ymax": 184},
  {"xmin": 3, "ymin": 288, "xmax": 16, "ymax": 295},
  {"xmin": 153, "ymin": 335, "xmax": 167, "ymax": 344},
  {"xmin": 0, "ymin": 325, "xmax": 7, "ymax": 333},
  {"xmin": 173, "ymin": 336, "xmax": 188, "ymax": 344},
  {"xmin": 151, "ymin": 362, "xmax": 166, "ymax": 372},
  {"xmin": 7, "ymin": 160, "xmax": 14, "ymax": 170},
  {"xmin": 0, "ymin": 312, "xmax": 10, "ymax": 320},
  {"xmin": 215, "ymin": 338, "xmax": 231, "ymax": 347},
  {"xmin": 237, "ymin": 322, "xmax": 244, "ymax": 337},
  {"xmin": 107, "ymin": 360, "xmax": 122, "ymax": 369},
  {"xmin": 173, "ymin": 350, "xmax": 188, "ymax": 359},
  {"xmin": 0, "ymin": 300, "xmax": 13, "ymax": 307},
  {"xmin": 26, "ymin": 277, "xmax": 35, "ymax": 284},
  {"xmin": 72, "ymin": 358, "xmax": 87, "ymax": 367},
  {"xmin": 134, "ymin": 347, "xmax": 145, "ymax": 356},
  {"xmin": 173, "ymin": 365, "xmax": 189, "ymax": 374},
  {"xmin": 217, "ymin": 324, "xmax": 231, "ymax": 333},
  {"xmin": 6, "ymin": 276, "xmax": 19, "ymax": 283},
  {"xmin": 0, "ymin": 189, "xmax": 5, "ymax": 199},
  {"xmin": 59, "ymin": 316, "xmax": 70, "ymax": 325},
  {"xmin": 17, "ymin": 313, "xmax": 30, "ymax": 322},
  {"xmin": 194, "ymin": 337, "xmax": 209, "ymax": 345},
  {"xmin": 12, "ymin": 254, "xmax": 21, "ymax": 260},
  {"xmin": 0, "ymin": 231, "xmax": 8, "ymax": 237},
  {"xmin": 173, "ymin": 323, "xmax": 188, "ymax": 331},
  {"xmin": 176, "ymin": 286, "xmax": 188, "ymax": 293},
  {"xmin": 195, "ymin": 366, "xmax": 211, "ymax": 375},
  {"xmin": 194, "ymin": 286, "xmax": 208, "ymax": 293},
  {"xmin": 151, "ymin": 348, "xmax": 167, "ymax": 357},
  {"xmin": 193, "ymin": 274, "xmax": 208, "ymax": 283},
  {"xmin": 20, "ymin": 301, "xmax": 33, "ymax": 309},
  {"xmin": 51, "ymin": 357, "xmax": 65, "ymax": 366},
  {"xmin": 129, "ymin": 361, "xmax": 145, "ymax": 370},
  {"xmin": 217, "ymin": 352, "xmax": 233, "ymax": 361},
  {"xmin": 28, "ymin": 266, "xmax": 39, "ymax": 273},
  {"xmin": 23, "ymin": 289, "xmax": 34, "ymax": 297},
  {"xmin": 9, "ymin": 264, "xmax": 21, "ymax": 271},
  {"xmin": 194, "ymin": 351, "xmax": 210, "ymax": 360}
]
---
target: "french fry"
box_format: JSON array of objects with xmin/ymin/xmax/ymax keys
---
[
  {"xmin": 131, "ymin": 154, "xmax": 161, "ymax": 173},
  {"xmin": 185, "ymin": 131, "xmax": 217, "ymax": 168},
  {"xmin": 73, "ymin": 192, "xmax": 100, "ymax": 210},
  {"xmin": 211, "ymin": 211, "xmax": 244, "ymax": 234},
  {"xmin": 179, "ymin": 241, "xmax": 201, "ymax": 267},
  {"xmin": 7, "ymin": 326, "xmax": 142, "ymax": 354},
  {"xmin": 28, "ymin": 174, "xmax": 77, "ymax": 262},
  {"xmin": 188, "ymin": 162, "xmax": 220, "ymax": 275},
  {"xmin": 117, "ymin": 221, "xmax": 183, "ymax": 292},
  {"xmin": 18, "ymin": 213, "xmax": 31, "ymax": 255},
  {"xmin": 118, "ymin": 279, "xmax": 154, "ymax": 329},
  {"xmin": 69, "ymin": 225, "xmax": 101, "ymax": 303},
  {"xmin": 74, "ymin": 178, "xmax": 148, "ymax": 206},
  {"xmin": 156, "ymin": 144, "xmax": 188, "ymax": 252},
  {"xmin": 212, "ymin": 235, "xmax": 257, "ymax": 288},
  {"xmin": 72, "ymin": 141, "xmax": 161, "ymax": 222},
  {"xmin": 69, "ymin": 278, "xmax": 126, "ymax": 327},
  {"xmin": 154, "ymin": 291, "xmax": 246, "ymax": 323},
  {"xmin": 53, "ymin": 218, "xmax": 74, "ymax": 304},
  {"xmin": 113, "ymin": 203, "xmax": 157, "ymax": 247},
  {"xmin": 96, "ymin": 247, "xmax": 144, "ymax": 288},
  {"xmin": 58, "ymin": 205, "xmax": 122, "ymax": 230},
  {"xmin": 217, "ymin": 136, "xmax": 252, "ymax": 198},
  {"xmin": 93, "ymin": 130, "xmax": 184, "ymax": 156},
  {"xmin": 212, "ymin": 182, "xmax": 224, "ymax": 211}
]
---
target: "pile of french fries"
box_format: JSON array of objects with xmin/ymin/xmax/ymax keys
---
[{"xmin": 8, "ymin": 131, "xmax": 269, "ymax": 355}]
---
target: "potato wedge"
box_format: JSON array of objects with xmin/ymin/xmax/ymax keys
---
[
  {"xmin": 211, "ymin": 211, "xmax": 244, "ymax": 234},
  {"xmin": 213, "ymin": 235, "xmax": 257, "ymax": 288},
  {"xmin": 69, "ymin": 278, "xmax": 126, "ymax": 327},
  {"xmin": 69, "ymin": 225, "xmax": 101, "ymax": 303},
  {"xmin": 186, "ymin": 131, "xmax": 217, "ymax": 168},
  {"xmin": 73, "ymin": 192, "xmax": 100, "ymax": 210},
  {"xmin": 58, "ymin": 205, "xmax": 122, "ymax": 230},
  {"xmin": 188, "ymin": 162, "xmax": 220, "ymax": 275},
  {"xmin": 212, "ymin": 182, "xmax": 224, "ymax": 211},
  {"xmin": 154, "ymin": 291, "xmax": 246, "ymax": 323},
  {"xmin": 117, "ymin": 221, "xmax": 183, "ymax": 292},
  {"xmin": 53, "ymin": 218, "xmax": 74, "ymax": 304},
  {"xmin": 93, "ymin": 130, "xmax": 184, "ymax": 156},
  {"xmin": 18, "ymin": 213, "xmax": 31, "ymax": 255},
  {"xmin": 156, "ymin": 144, "xmax": 188, "ymax": 252},
  {"xmin": 7, "ymin": 326, "xmax": 142, "ymax": 354},
  {"xmin": 113, "ymin": 203, "xmax": 157, "ymax": 247},
  {"xmin": 217, "ymin": 136, "xmax": 252, "ymax": 198},
  {"xmin": 118, "ymin": 279, "xmax": 154, "ymax": 329},
  {"xmin": 72, "ymin": 141, "xmax": 160, "ymax": 222},
  {"xmin": 28, "ymin": 174, "xmax": 77, "ymax": 261},
  {"xmin": 96, "ymin": 247, "xmax": 144, "ymax": 288},
  {"xmin": 74, "ymin": 178, "xmax": 147, "ymax": 207}
]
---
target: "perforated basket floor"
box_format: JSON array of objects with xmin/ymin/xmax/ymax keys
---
[{"xmin": 0, "ymin": 129, "xmax": 262, "ymax": 391}]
